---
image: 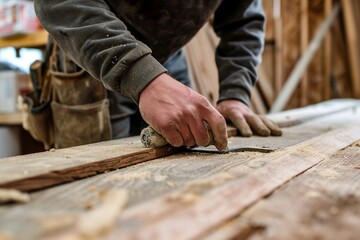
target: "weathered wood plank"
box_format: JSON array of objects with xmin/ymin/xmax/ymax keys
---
[
  {"xmin": 101, "ymin": 123, "xmax": 360, "ymax": 240},
  {"xmin": 1, "ymin": 99, "xmax": 359, "ymax": 193},
  {"xmin": 205, "ymin": 145, "xmax": 360, "ymax": 240},
  {"xmin": 0, "ymin": 137, "xmax": 180, "ymax": 192},
  {"xmin": 1, "ymin": 102, "xmax": 360, "ymax": 239},
  {"xmin": 0, "ymin": 150, "xmax": 269, "ymax": 240}
]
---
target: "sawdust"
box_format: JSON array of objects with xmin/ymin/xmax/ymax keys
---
[
  {"xmin": 106, "ymin": 171, "xmax": 152, "ymax": 181},
  {"xmin": 0, "ymin": 188, "xmax": 30, "ymax": 204},
  {"xmin": 38, "ymin": 215, "xmax": 76, "ymax": 236},
  {"xmin": 247, "ymin": 160, "xmax": 267, "ymax": 169},
  {"xmin": 166, "ymin": 171, "xmax": 236, "ymax": 204},
  {"xmin": 167, "ymin": 191, "xmax": 200, "ymax": 204},
  {"xmin": 154, "ymin": 174, "xmax": 167, "ymax": 182},
  {"xmin": 305, "ymin": 191, "xmax": 321, "ymax": 199},
  {"xmin": 315, "ymin": 168, "xmax": 340, "ymax": 180}
]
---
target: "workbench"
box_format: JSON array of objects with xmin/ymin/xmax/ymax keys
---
[{"xmin": 0, "ymin": 99, "xmax": 360, "ymax": 240}]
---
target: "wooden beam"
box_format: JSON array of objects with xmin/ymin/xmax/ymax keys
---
[
  {"xmin": 273, "ymin": 0, "xmax": 283, "ymax": 95},
  {"xmin": 341, "ymin": 0, "xmax": 360, "ymax": 98},
  {"xmin": 300, "ymin": 0, "xmax": 309, "ymax": 107},
  {"xmin": 270, "ymin": 4, "xmax": 340, "ymax": 113},
  {"xmin": 257, "ymin": 65, "xmax": 274, "ymax": 110},
  {"xmin": 323, "ymin": 0, "xmax": 332, "ymax": 100}
]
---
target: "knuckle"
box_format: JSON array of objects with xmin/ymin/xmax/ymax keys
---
[
  {"xmin": 160, "ymin": 120, "xmax": 177, "ymax": 132},
  {"xmin": 197, "ymin": 95, "xmax": 212, "ymax": 109}
]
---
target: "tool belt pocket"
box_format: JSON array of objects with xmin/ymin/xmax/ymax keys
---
[
  {"xmin": 21, "ymin": 92, "xmax": 54, "ymax": 150},
  {"xmin": 23, "ymin": 38, "xmax": 112, "ymax": 150},
  {"xmin": 50, "ymin": 69, "xmax": 107, "ymax": 105},
  {"xmin": 51, "ymin": 99, "xmax": 111, "ymax": 149},
  {"xmin": 49, "ymin": 69, "xmax": 111, "ymax": 149}
]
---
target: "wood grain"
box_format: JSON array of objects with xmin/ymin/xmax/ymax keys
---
[
  {"xmin": 1, "ymin": 102, "xmax": 360, "ymax": 239},
  {"xmin": 206, "ymin": 146, "xmax": 360, "ymax": 240},
  {"xmin": 0, "ymin": 137, "xmax": 181, "ymax": 192},
  {"xmin": 105, "ymin": 123, "xmax": 360, "ymax": 240},
  {"xmin": 1, "ymin": 100, "xmax": 359, "ymax": 193}
]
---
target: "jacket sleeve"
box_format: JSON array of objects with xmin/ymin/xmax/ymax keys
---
[
  {"xmin": 213, "ymin": 0, "xmax": 265, "ymax": 106},
  {"xmin": 34, "ymin": 0, "xmax": 167, "ymax": 103}
]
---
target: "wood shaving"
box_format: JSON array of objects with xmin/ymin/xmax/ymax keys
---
[
  {"xmin": 165, "ymin": 181, "xmax": 176, "ymax": 187},
  {"xmin": 0, "ymin": 188, "xmax": 30, "ymax": 204},
  {"xmin": 77, "ymin": 189, "xmax": 128, "ymax": 239},
  {"xmin": 154, "ymin": 174, "xmax": 167, "ymax": 182}
]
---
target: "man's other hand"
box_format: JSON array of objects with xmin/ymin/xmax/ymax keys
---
[
  {"xmin": 139, "ymin": 73, "xmax": 228, "ymax": 151},
  {"xmin": 216, "ymin": 100, "xmax": 282, "ymax": 137}
]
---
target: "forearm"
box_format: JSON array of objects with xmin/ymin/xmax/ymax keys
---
[
  {"xmin": 34, "ymin": 0, "xmax": 166, "ymax": 103},
  {"xmin": 213, "ymin": 0, "xmax": 265, "ymax": 106}
]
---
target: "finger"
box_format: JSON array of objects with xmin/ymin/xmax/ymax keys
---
[
  {"xmin": 159, "ymin": 122, "xmax": 184, "ymax": 147},
  {"xmin": 206, "ymin": 114, "xmax": 228, "ymax": 151},
  {"xmin": 165, "ymin": 130, "xmax": 184, "ymax": 147},
  {"xmin": 245, "ymin": 115, "xmax": 271, "ymax": 136},
  {"xmin": 178, "ymin": 123, "xmax": 196, "ymax": 147},
  {"xmin": 260, "ymin": 116, "xmax": 283, "ymax": 136},
  {"xmin": 231, "ymin": 115, "xmax": 253, "ymax": 137},
  {"xmin": 189, "ymin": 121, "xmax": 211, "ymax": 147}
]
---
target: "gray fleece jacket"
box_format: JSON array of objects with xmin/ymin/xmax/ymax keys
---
[{"xmin": 34, "ymin": 0, "xmax": 265, "ymax": 106}]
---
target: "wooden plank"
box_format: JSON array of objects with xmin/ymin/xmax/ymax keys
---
[
  {"xmin": 205, "ymin": 145, "xmax": 360, "ymax": 240},
  {"xmin": 341, "ymin": 0, "xmax": 360, "ymax": 98},
  {"xmin": 0, "ymin": 137, "xmax": 180, "ymax": 192},
  {"xmin": 98, "ymin": 123, "xmax": 360, "ymax": 240},
  {"xmin": 1, "ymin": 101, "xmax": 360, "ymax": 239},
  {"xmin": 1, "ymin": 100, "xmax": 359, "ymax": 193},
  {"xmin": 0, "ymin": 149, "xmax": 269, "ymax": 239}
]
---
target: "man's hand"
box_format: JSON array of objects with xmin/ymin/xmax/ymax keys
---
[
  {"xmin": 216, "ymin": 100, "xmax": 282, "ymax": 137},
  {"xmin": 139, "ymin": 73, "xmax": 228, "ymax": 151}
]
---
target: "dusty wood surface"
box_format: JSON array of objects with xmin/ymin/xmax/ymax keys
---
[
  {"xmin": 104, "ymin": 123, "xmax": 360, "ymax": 240},
  {"xmin": 1, "ymin": 100, "xmax": 360, "ymax": 240},
  {"xmin": 205, "ymin": 145, "xmax": 360, "ymax": 240},
  {"xmin": 0, "ymin": 138, "xmax": 180, "ymax": 192},
  {"xmin": 1, "ymin": 98, "xmax": 358, "ymax": 192},
  {"xmin": 0, "ymin": 100, "xmax": 358, "ymax": 194}
]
